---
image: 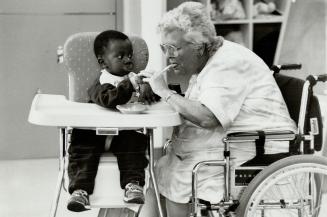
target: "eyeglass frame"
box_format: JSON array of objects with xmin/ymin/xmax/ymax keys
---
[
  {"xmin": 160, "ymin": 43, "xmax": 181, "ymax": 57},
  {"xmin": 160, "ymin": 42, "xmax": 208, "ymax": 58}
]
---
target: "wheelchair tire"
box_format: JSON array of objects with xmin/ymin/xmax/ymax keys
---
[{"xmin": 236, "ymin": 155, "xmax": 327, "ymax": 217}]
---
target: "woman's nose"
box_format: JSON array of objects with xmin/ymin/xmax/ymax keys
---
[
  {"xmin": 168, "ymin": 57, "xmax": 176, "ymax": 63},
  {"xmin": 167, "ymin": 54, "xmax": 174, "ymax": 59}
]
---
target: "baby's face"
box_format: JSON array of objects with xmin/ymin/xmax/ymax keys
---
[{"xmin": 102, "ymin": 39, "xmax": 133, "ymax": 76}]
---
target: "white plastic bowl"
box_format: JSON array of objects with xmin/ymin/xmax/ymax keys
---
[{"xmin": 116, "ymin": 103, "xmax": 147, "ymax": 114}]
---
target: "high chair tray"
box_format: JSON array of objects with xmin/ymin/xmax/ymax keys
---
[{"xmin": 28, "ymin": 94, "xmax": 182, "ymax": 128}]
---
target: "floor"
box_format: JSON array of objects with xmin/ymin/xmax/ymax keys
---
[
  {"xmin": 2, "ymin": 158, "xmax": 327, "ymax": 217},
  {"xmin": 0, "ymin": 158, "xmax": 100, "ymax": 217}
]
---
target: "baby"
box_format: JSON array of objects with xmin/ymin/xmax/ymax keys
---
[{"xmin": 67, "ymin": 30, "xmax": 156, "ymax": 212}]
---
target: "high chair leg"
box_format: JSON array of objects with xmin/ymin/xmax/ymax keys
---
[
  {"xmin": 98, "ymin": 208, "xmax": 109, "ymax": 217},
  {"xmin": 49, "ymin": 128, "xmax": 65, "ymax": 217},
  {"xmin": 146, "ymin": 129, "xmax": 165, "ymax": 217},
  {"xmin": 49, "ymin": 168, "xmax": 64, "ymax": 217}
]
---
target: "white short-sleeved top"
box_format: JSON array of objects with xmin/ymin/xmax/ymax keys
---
[
  {"xmin": 198, "ymin": 41, "xmax": 296, "ymax": 133},
  {"xmin": 156, "ymin": 40, "xmax": 297, "ymax": 203}
]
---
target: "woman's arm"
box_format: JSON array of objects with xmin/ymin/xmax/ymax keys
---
[
  {"xmin": 162, "ymin": 90, "xmax": 220, "ymax": 128},
  {"xmin": 140, "ymin": 70, "xmax": 220, "ymax": 128}
]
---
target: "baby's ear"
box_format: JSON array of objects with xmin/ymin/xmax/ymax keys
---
[{"xmin": 97, "ymin": 58, "xmax": 106, "ymax": 68}]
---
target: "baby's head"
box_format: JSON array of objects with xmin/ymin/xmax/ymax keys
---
[{"xmin": 94, "ymin": 30, "xmax": 133, "ymax": 76}]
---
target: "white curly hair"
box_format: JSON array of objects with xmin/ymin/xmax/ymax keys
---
[{"xmin": 158, "ymin": 1, "xmax": 223, "ymax": 56}]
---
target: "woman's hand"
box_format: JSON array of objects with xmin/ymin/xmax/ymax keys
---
[{"xmin": 139, "ymin": 65, "xmax": 175, "ymax": 98}]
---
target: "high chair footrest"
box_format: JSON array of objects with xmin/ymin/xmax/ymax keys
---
[{"xmin": 90, "ymin": 195, "xmax": 141, "ymax": 209}]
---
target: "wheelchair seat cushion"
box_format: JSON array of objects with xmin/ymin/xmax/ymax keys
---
[
  {"xmin": 240, "ymin": 153, "xmax": 291, "ymax": 167},
  {"xmin": 63, "ymin": 32, "xmax": 149, "ymax": 102}
]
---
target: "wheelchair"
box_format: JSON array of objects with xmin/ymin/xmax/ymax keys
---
[{"xmin": 190, "ymin": 64, "xmax": 327, "ymax": 217}]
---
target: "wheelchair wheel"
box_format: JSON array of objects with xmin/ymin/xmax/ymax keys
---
[{"xmin": 237, "ymin": 155, "xmax": 327, "ymax": 217}]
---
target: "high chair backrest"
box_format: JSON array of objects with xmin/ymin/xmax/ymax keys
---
[{"xmin": 63, "ymin": 32, "xmax": 149, "ymax": 102}]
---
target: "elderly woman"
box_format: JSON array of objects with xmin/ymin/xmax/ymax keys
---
[{"xmin": 140, "ymin": 2, "xmax": 296, "ymax": 217}]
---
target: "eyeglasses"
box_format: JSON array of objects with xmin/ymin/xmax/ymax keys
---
[{"xmin": 160, "ymin": 44, "xmax": 180, "ymax": 57}]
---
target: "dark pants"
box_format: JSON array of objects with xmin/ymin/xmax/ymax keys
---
[{"xmin": 68, "ymin": 129, "xmax": 148, "ymax": 194}]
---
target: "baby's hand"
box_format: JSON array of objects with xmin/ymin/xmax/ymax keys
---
[
  {"xmin": 129, "ymin": 73, "xmax": 143, "ymax": 90},
  {"xmin": 138, "ymin": 83, "xmax": 160, "ymax": 104}
]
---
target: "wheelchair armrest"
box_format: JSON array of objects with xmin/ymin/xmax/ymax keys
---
[{"xmin": 225, "ymin": 130, "xmax": 296, "ymax": 142}]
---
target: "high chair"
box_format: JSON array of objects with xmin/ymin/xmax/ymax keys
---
[
  {"xmin": 28, "ymin": 32, "xmax": 182, "ymax": 217},
  {"xmin": 61, "ymin": 32, "xmax": 149, "ymax": 216}
]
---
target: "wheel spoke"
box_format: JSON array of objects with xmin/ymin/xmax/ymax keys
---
[{"xmin": 238, "ymin": 156, "xmax": 327, "ymax": 217}]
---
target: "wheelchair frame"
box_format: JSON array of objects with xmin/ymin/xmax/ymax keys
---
[{"xmin": 190, "ymin": 64, "xmax": 327, "ymax": 217}]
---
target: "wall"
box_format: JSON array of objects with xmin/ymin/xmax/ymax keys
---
[
  {"xmin": 0, "ymin": 0, "xmax": 118, "ymax": 160},
  {"xmin": 0, "ymin": 0, "xmax": 167, "ymax": 160},
  {"xmin": 122, "ymin": 0, "xmax": 142, "ymax": 35},
  {"xmin": 123, "ymin": 0, "xmax": 166, "ymax": 70},
  {"xmin": 278, "ymin": 0, "xmax": 327, "ymax": 94}
]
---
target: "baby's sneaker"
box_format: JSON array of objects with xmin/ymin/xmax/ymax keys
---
[
  {"xmin": 124, "ymin": 182, "xmax": 145, "ymax": 204},
  {"xmin": 67, "ymin": 189, "xmax": 90, "ymax": 212}
]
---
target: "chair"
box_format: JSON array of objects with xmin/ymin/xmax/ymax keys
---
[
  {"xmin": 189, "ymin": 64, "xmax": 327, "ymax": 217},
  {"xmin": 57, "ymin": 32, "xmax": 149, "ymax": 217}
]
